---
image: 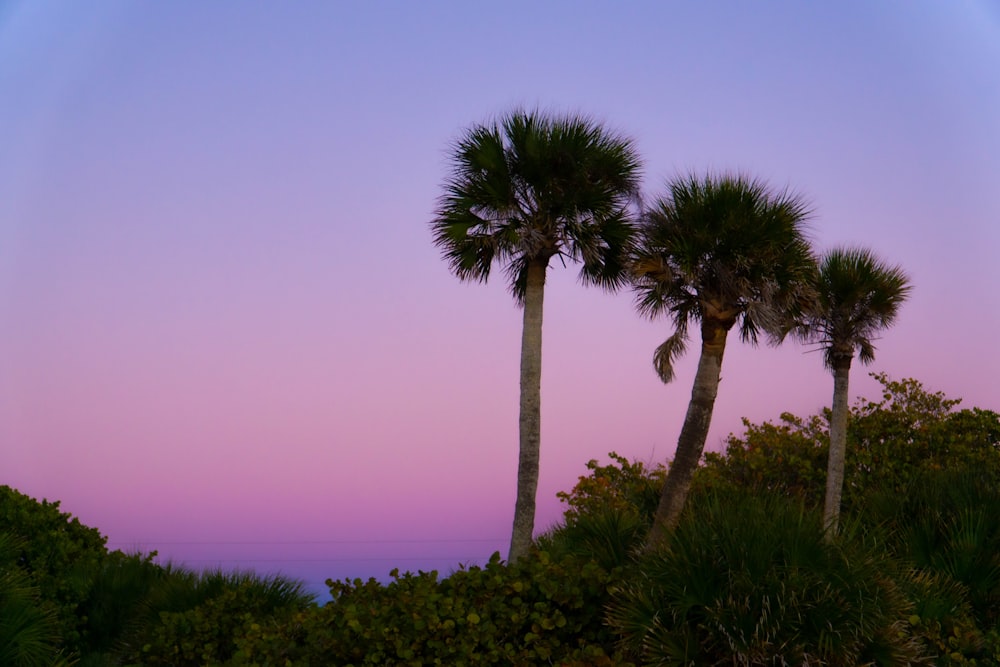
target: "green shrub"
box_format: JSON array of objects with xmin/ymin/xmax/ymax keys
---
[
  {"xmin": 557, "ymin": 452, "xmax": 665, "ymax": 525},
  {"xmin": 695, "ymin": 375, "xmax": 1000, "ymax": 513},
  {"xmin": 0, "ymin": 533, "xmax": 75, "ymax": 667},
  {"xmin": 124, "ymin": 568, "xmax": 314, "ymax": 666},
  {"xmin": 74, "ymin": 551, "xmax": 168, "ymax": 664},
  {"xmin": 0, "ymin": 486, "xmax": 109, "ymax": 657},
  {"xmin": 697, "ymin": 412, "xmax": 829, "ymax": 505},
  {"xmin": 607, "ymin": 492, "xmax": 923, "ymax": 666},
  {"xmin": 537, "ymin": 508, "xmax": 647, "ymax": 573},
  {"xmin": 863, "ymin": 468, "xmax": 1000, "ymax": 629},
  {"xmin": 234, "ymin": 551, "xmax": 633, "ymax": 666},
  {"xmin": 845, "ymin": 376, "xmax": 1000, "ymax": 505}
]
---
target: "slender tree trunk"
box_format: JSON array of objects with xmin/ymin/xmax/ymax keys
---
[
  {"xmin": 823, "ymin": 357, "xmax": 852, "ymax": 540},
  {"xmin": 508, "ymin": 259, "xmax": 546, "ymax": 562},
  {"xmin": 645, "ymin": 324, "xmax": 728, "ymax": 552}
]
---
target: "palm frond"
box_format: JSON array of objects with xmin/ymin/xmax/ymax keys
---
[{"xmin": 653, "ymin": 329, "xmax": 689, "ymax": 384}]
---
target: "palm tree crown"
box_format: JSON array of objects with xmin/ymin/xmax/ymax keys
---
[
  {"xmin": 633, "ymin": 173, "xmax": 815, "ymax": 382},
  {"xmin": 431, "ymin": 110, "xmax": 642, "ymax": 301},
  {"xmin": 790, "ymin": 247, "xmax": 911, "ymax": 369}
]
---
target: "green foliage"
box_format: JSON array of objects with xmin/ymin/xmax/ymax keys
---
[
  {"xmin": 0, "ymin": 534, "xmax": 74, "ymax": 667},
  {"xmin": 545, "ymin": 453, "xmax": 662, "ymax": 572},
  {"xmin": 786, "ymin": 246, "xmax": 911, "ymax": 370},
  {"xmin": 538, "ymin": 508, "xmax": 647, "ymax": 573},
  {"xmin": 74, "ymin": 551, "xmax": 167, "ymax": 663},
  {"xmin": 696, "ymin": 374, "xmax": 1000, "ymax": 511},
  {"xmin": 865, "ymin": 468, "xmax": 1000, "ymax": 630},
  {"xmin": 430, "ymin": 109, "xmax": 642, "ymax": 302},
  {"xmin": 608, "ymin": 492, "xmax": 922, "ymax": 666},
  {"xmin": 0, "ymin": 485, "xmax": 109, "ymax": 657},
  {"xmin": 556, "ymin": 452, "xmax": 666, "ymax": 525},
  {"xmin": 697, "ymin": 411, "xmax": 829, "ymax": 505},
  {"xmin": 234, "ymin": 551, "xmax": 633, "ymax": 666},
  {"xmin": 895, "ymin": 568, "xmax": 989, "ymax": 666},
  {"xmin": 846, "ymin": 375, "xmax": 1000, "ymax": 503},
  {"xmin": 125, "ymin": 569, "xmax": 314, "ymax": 666},
  {"xmin": 631, "ymin": 172, "xmax": 815, "ymax": 378},
  {"xmin": 4, "ymin": 373, "xmax": 997, "ymax": 666}
]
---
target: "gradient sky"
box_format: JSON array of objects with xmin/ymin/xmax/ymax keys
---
[{"xmin": 2, "ymin": 1, "xmax": 998, "ymax": 597}]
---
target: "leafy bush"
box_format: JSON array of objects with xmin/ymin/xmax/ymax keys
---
[
  {"xmin": 124, "ymin": 568, "xmax": 314, "ymax": 666},
  {"xmin": 234, "ymin": 551, "xmax": 632, "ymax": 666},
  {"xmin": 72, "ymin": 551, "xmax": 169, "ymax": 665},
  {"xmin": 864, "ymin": 468, "xmax": 1000, "ymax": 629},
  {"xmin": 557, "ymin": 452, "xmax": 666, "ymax": 525},
  {"xmin": 0, "ymin": 485, "xmax": 109, "ymax": 657},
  {"xmin": 608, "ymin": 492, "xmax": 923, "ymax": 666},
  {"xmin": 537, "ymin": 508, "xmax": 647, "ymax": 573},
  {"xmin": 0, "ymin": 533, "xmax": 74, "ymax": 667},
  {"xmin": 696, "ymin": 374, "xmax": 1000, "ymax": 513},
  {"xmin": 845, "ymin": 376, "xmax": 1000, "ymax": 503},
  {"xmin": 696, "ymin": 412, "xmax": 829, "ymax": 504}
]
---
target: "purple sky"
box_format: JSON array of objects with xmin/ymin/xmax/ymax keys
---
[{"xmin": 2, "ymin": 2, "xmax": 998, "ymax": 597}]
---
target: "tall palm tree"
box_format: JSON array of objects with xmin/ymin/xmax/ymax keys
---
[
  {"xmin": 430, "ymin": 110, "xmax": 642, "ymax": 561},
  {"xmin": 786, "ymin": 247, "xmax": 910, "ymax": 537},
  {"xmin": 633, "ymin": 173, "xmax": 814, "ymax": 549}
]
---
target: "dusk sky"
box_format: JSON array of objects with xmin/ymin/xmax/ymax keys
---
[{"xmin": 2, "ymin": 2, "xmax": 998, "ymax": 597}]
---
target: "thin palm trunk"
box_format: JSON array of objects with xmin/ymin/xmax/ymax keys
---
[
  {"xmin": 823, "ymin": 359, "xmax": 851, "ymax": 539},
  {"xmin": 508, "ymin": 259, "xmax": 546, "ymax": 562},
  {"xmin": 645, "ymin": 325, "xmax": 728, "ymax": 551}
]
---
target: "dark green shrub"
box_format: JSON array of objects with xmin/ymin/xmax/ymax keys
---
[
  {"xmin": 893, "ymin": 568, "xmax": 989, "ymax": 666},
  {"xmin": 557, "ymin": 452, "xmax": 666, "ymax": 525},
  {"xmin": 537, "ymin": 508, "xmax": 648, "ymax": 573},
  {"xmin": 0, "ymin": 486, "xmax": 109, "ymax": 657},
  {"xmin": 0, "ymin": 533, "xmax": 74, "ymax": 667},
  {"xmin": 74, "ymin": 551, "xmax": 167, "ymax": 664},
  {"xmin": 234, "ymin": 551, "xmax": 633, "ymax": 666},
  {"xmin": 124, "ymin": 568, "xmax": 314, "ymax": 666},
  {"xmin": 863, "ymin": 468, "xmax": 1000, "ymax": 628},
  {"xmin": 696, "ymin": 412, "xmax": 829, "ymax": 505},
  {"xmin": 608, "ymin": 492, "xmax": 922, "ymax": 666},
  {"xmin": 845, "ymin": 376, "xmax": 1000, "ymax": 505},
  {"xmin": 695, "ymin": 375, "xmax": 1000, "ymax": 514}
]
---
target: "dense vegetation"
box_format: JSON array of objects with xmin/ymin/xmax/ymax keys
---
[{"xmin": 3, "ymin": 374, "xmax": 999, "ymax": 665}]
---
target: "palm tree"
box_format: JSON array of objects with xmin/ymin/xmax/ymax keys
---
[
  {"xmin": 633, "ymin": 173, "xmax": 814, "ymax": 549},
  {"xmin": 786, "ymin": 247, "xmax": 910, "ymax": 537},
  {"xmin": 430, "ymin": 110, "xmax": 642, "ymax": 561}
]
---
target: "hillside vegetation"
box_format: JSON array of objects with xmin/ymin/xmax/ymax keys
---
[{"xmin": 3, "ymin": 375, "xmax": 1000, "ymax": 665}]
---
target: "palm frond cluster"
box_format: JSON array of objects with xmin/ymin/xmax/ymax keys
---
[
  {"xmin": 787, "ymin": 247, "xmax": 912, "ymax": 369},
  {"xmin": 431, "ymin": 109, "xmax": 642, "ymax": 304},
  {"xmin": 632, "ymin": 173, "xmax": 816, "ymax": 382}
]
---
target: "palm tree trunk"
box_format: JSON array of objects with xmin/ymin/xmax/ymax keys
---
[
  {"xmin": 508, "ymin": 259, "xmax": 546, "ymax": 562},
  {"xmin": 823, "ymin": 358, "xmax": 852, "ymax": 540},
  {"xmin": 645, "ymin": 324, "xmax": 728, "ymax": 551}
]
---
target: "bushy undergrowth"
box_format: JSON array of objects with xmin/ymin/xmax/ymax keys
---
[
  {"xmin": 114, "ymin": 569, "xmax": 310, "ymax": 666},
  {"xmin": 0, "ymin": 533, "xmax": 74, "ymax": 667},
  {"xmin": 233, "ymin": 551, "xmax": 630, "ymax": 666},
  {"xmin": 0, "ymin": 485, "xmax": 109, "ymax": 658},
  {"xmin": 697, "ymin": 375, "xmax": 1000, "ymax": 513},
  {"xmin": 4, "ymin": 375, "xmax": 999, "ymax": 665},
  {"xmin": 608, "ymin": 492, "xmax": 922, "ymax": 666}
]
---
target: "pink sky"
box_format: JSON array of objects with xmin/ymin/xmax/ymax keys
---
[{"xmin": 2, "ymin": 2, "xmax": 998, "ymax": 597}]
